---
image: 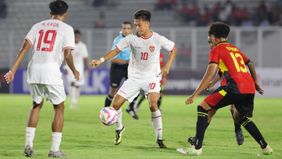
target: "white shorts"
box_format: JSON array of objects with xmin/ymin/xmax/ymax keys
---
[
  {"xmin": 117, "ymin": 76, "xmax": 161, "ymax": 102},
  {"xmin": 29, "ymin": 84, "xmax": 66, "ymax": 105}
]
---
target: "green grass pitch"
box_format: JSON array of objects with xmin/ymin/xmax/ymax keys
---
[{"xmin": 0, "ymin": 94, "xmax": 281, "ymax": 159}]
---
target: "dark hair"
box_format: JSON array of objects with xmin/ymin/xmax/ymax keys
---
[
  {"xmin": 134, "ymin": 10, "xmax": 151, "ymax": 22},
  {"xmin": 208, "ymin": 22, "xmax": 230, "ymax": 38},
  {"xmin": 122, "ymin": 21, "xmax": 132, "ymax": 26},
  {"xmin": 74, "ymin": 29, "xmax": 81, "ymax": 35},
  {"xmin": 49, "ymin": 0, "xmax": 68, "ymax": 15}
]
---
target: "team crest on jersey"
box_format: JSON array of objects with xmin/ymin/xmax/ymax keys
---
[{"xmin": 149, "ymin": 46, "xmax": 155, "ymax": 52}]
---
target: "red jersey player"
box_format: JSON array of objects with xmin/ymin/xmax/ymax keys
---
[{"xmin": 177, "ymin": 22, "xmax": 272, "ymax": 156}]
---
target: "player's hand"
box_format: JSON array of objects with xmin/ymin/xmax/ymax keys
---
[
  {"xmin": 185, "ymin": 95, "xmax": 196, "ymax": 105},
  {"xmin": 91, "ymin": 59, "xmax": 101, "ymax": 68},
  {"xmin": 255, "ymin": 83, "xmax": 264, "ymax": 95},
  {"xmin": 161, "ymin": 66, "xmax": 169, "ymax": 77},
  {"xmin": 4, "ymin": 70, "xmax": 15, "ymax": 84},
  {"xmin": 73, "ymin": 70, "xmax": 80, "ymax": 81}
]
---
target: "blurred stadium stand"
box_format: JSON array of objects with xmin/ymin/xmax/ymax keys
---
[{"xmin": 0, "ymin": 0, "xmax": 281, "ymax": 71}]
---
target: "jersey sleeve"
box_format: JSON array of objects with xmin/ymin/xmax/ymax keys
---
[
  {"xmin": 209, "ymin": 49, "xmax": 219, "ymax": 64},
  {"xmin": 62, "ymin": 26, "xmax": 75, "ymax": 50},
  {"xmin": 116, "ymin": 35, "xmax": 130, "ymax": 52},
  {"xmin": 25, "ymin": 24, "xmax": 38, "ymax": 45},
  {"xmin": 159, "ymin": 35, "xmax": 175, "ymax": 52}
]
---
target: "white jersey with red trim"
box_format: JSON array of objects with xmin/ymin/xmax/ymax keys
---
[
  {"xmin": 116, "ymin": 32, "xmax": 174, "ymax": 79},
  {"xmin": 25, "ymin": 19, "xmax": 75, "ymax": 85}
]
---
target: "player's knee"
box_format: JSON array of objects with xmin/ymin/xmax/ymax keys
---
[
  {"xmin": 199, "ymin": 101, "xmax": 211, "ymax": 110},
  {"xmin": 53, "ymin": 102, "xmax": 65, "ymax": 111},
  {"xmin": 238, "ymin": 115, "xmax": 249, "ymax": 125},
  {"xmin": 32, "ymin": 101, "xmax": 43, "ymax": 109},
  {"xmin": 149, "ymin": 101, "xmax": 158, "ymax": 112}
]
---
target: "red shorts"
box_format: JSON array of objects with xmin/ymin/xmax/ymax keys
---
[{"xmin": 204, "ymin": 86, "xmax": 255, "ymax": 117}]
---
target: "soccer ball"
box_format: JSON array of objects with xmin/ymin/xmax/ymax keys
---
[{"xmin": 99, "ymin": 107, "xmax": 117, "ymax": 126}]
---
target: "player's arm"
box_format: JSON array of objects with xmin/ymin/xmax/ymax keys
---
[
  {"xmin": 161, "ymin": 48, "xmax": 176, "ymax": 76},
  {"xmin": 91, "ymin": 48, "xmax": 121, "ymax": 68},
  {"xmin": 246, "ymin": 60, "xmax": 264, "ymax": 95},
  {"xmin": 186, "ymin": 63, "xmax": 218, "ymax": 105},
  {"xmin": 206, "ymin": 72, "xmax": 221, "ymax": 90},
  {"xmin": 4, "ymin": 39, "xmax": 31, "ymax": 84},
  {"xmin": 64, "ymin": 49, "xmax": 80, "ymax": 80}
]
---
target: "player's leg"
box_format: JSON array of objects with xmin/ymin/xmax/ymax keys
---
[
  {"xmin": 230, "ymin": 105, "xmax": 244, "ymax": 145},
  {"xmin": 126, "ymin": 94, "xmax": 140, "ymax": 120},
  {"xmin": 135, "ymin": 91, "xmax": 146, "ymax": 112},
  {"xmin": 24, "ymin": 84, "xmax": 45, "ymax": 157},
  {"xmin": 47, "ymin": 85, "xmax": 67, "ymax": 157},
  {"xmin": 157, "ymin": 88, "xmax": 164, "ymax": 109},
  {"xmin": 148, "ymin": 92, "xmax": 166, "ymax": 148},
  {"xmin": 235, "ymin": 95, "xmax": 272, "ymax": 155},
  {"xmin": 112, "ymin": 78, "xmax": 140, "ymax": 145},
  {"xmin": 69, "ymin": 82, "xmax": 80, "ymax": 109},
  {"xmin": 104, "ymin": 63, "xmax": 122, "ymax": 107},
  {"xmin": 187, "ymin": 108, "xmax": 216, "ymax": 145},
  {"xmin": 112, "ymin": 94, "xmax": 127, "ymax": 145}
]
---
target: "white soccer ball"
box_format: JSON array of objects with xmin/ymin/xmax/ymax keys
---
[{"xmin": 99, "ymin": 107, "xmax": 117, "ymax": 126}]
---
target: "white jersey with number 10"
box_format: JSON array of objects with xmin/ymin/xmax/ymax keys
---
[
  {"xmin": 116, "ymin": 32, "xmax": 175, "ymax": 79},
  {"xmin": 25, "ymin": 19, "xmax": 75, "ymax": 85}
]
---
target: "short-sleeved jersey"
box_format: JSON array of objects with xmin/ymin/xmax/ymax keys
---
[
  {"xmin": 25, "ymin": 19, "xmax": 75, "ymax": 85},
  {"xmin": 66, "ymin": 41, "xmax": 88, "ymax": 83},
  {"xmin": 111, "ymin": 33, "xmax": 131, "ymax": 61},
  {"xmin": 116, "ymin": 32, "xmax": 175, "ymax": 79},
  {"xmin": 209, "ymin": 42, "xmax": 255, "ymax": 94}
]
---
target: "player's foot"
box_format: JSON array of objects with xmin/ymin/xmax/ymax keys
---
[
  {"xmin": 235, "ymin": 129, "xmax": 244, "ymax": 145},
  {"xmin": 156, "ymin": 139, "xmax": 167, "ymax": 148},
  {"xmin": 177, "ymin": 146, "xmax": 202, "ymax": 156},
  {"xmin": 24, "ymin": 145, "xmax": 33, "ymax": 157},
  {"xmin": 187, "ymin": 136, "xmax": 196, "ymax": 146},
  {"xmin": 262, "ymin": 145, "xmax": 273, "ymax": 155},
  {"xmin": 114, "ymin": 126, "xmax": 125, "ymax": 145},
  {"xmin": 126, "ymin": 108, "xmax": 139, "ymax": 120},
  {"xmin": 48, "ymin": 150, "xmax": 65, "ymax": 158}
]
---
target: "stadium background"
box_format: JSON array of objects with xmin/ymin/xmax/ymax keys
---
[
  {"xmin": 0, "ymin": 1, "xmax": 282, "ymax": 159},
  {"xmin": 0, "ymin": 0, "xmax": 281, "ymax": 97}
]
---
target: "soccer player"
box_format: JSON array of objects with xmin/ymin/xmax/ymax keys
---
[
  {"xmin": 65, "ymin": 29, "xmax": 89, "ymax": 109},
  {"xmin": 91, "ymin": 10, "xmax": 176, "ymax": 148},
  {"xmin": 4, "ymin": 0, "xmax": 79, "ymax": 157},
  {"xmin": 104, "ymin": 21, "xmax": 132, "ymax": 107},
  {"xmin": 126, "ymin": 53, "xmax": 167, "ymax": 120},
  {"xmin": 177, "ymin": 22, "xmax": 272, "ymax": 156}
]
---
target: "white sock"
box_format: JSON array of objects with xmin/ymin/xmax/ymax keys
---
[
  {"xmin": 51, "ymin": 132, "xmax": 62, "ymax": 152},
  {"xmin": 25, "ymin": 127, "xmax": 36, "ymax": 148},
  {"xmin": 70, "ymin": 86, "xmax": 77, "ymax": 107},
  {"xmin": 151, "ymin": 110, "xmax": 163, "ymax": 140},
  {"xmin": 116, "ymin": 108, "xmax": 123, "ymax": 130}
]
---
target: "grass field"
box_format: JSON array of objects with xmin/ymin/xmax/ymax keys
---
[{"xmin": 0, "ymin": 94, "xmax": 281, "ymax": 159}]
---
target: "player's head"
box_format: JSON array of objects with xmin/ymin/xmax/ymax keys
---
[
  {"xmin": 49, "ymin": 0, "xmax": 68, "ymax": 20},
  {"xmin": 134, "ymin": 10, "xmax": 151, "ymax": 36},
  {"xmin": 208, "ymin": 22, "xmax": 230, "ymax": 47},
  {"xmin": 121, "ymin": 21, "xmax": 132, "ymax": 36},
  {"xmin": 74, "ymin": 29, "xmax": 81, "ymax": 43}
]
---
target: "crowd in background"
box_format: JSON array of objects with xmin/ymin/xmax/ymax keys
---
[{"xmin": 155, "ymin": 0, "xmax": 282, "ymax": 26}]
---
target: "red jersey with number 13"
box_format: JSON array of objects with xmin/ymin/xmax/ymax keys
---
[{"xmin": 209, "ymin": 42, "xmax": 255, "ymax": 94}]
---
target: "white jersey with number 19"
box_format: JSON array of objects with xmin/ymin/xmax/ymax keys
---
[
  {"xmin": 116, "ymin": 32, "xmax": 175, "ymax": 79},
  {"xmin": 25, "ymin": 19, "xmax": 75, "ymax": 85}
]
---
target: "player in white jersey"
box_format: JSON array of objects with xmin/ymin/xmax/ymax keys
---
[
  {"xmin": 4, "ymin": 0, "xmax": 79, "ymax": 158},
  {"xmin": 91, "ymin": 10, "xmax": 176, "ymax": 148},
  {"xmin": 65, "ymin": 29, "xmax": 89, "ymax": 109}
]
